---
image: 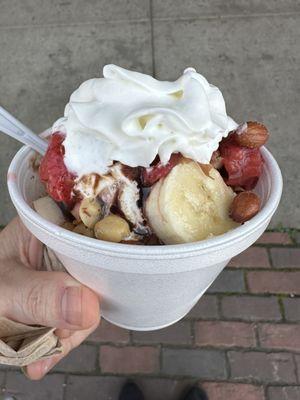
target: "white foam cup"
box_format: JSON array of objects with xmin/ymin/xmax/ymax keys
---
[{"xmin": 7, "ymin": 146, "xmax": 282, "ymax": 331}]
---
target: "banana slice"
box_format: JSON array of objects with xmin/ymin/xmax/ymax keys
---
[
  {"xmin": 33, "ymin": 196, "xmax": 65, "ymax": 226},
  {"xmin": 145, "ymin": 161, "xmax": 239, "ymax": 244}
]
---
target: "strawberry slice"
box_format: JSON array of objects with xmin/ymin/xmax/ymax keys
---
[
  {"xmin": 141, "ymin": 153, "xmax": 182, "ymax": 187},
  {"xmin": 39, "ymin": 132, "xmax": 76, "ymax": 206},
  {"xmin": 219, "ymin": 136, "xmax": 263, "ymax": 190}
]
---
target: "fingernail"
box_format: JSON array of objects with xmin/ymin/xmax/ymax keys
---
[{"xmin": 61, "ymin": 286, "xmax": 82, "ymax": 326}]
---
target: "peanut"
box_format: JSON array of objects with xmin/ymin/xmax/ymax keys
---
[
  {"xmin": 230, "ymin": 191, "xmax": 260, "ymax": 223},
  {"xmin": 94, "ymin": 215, "xmax": 130, "ymax": 243},
  {"xmin": 79, "ymin": 197, "xmax": 102, "ymax": 228}
]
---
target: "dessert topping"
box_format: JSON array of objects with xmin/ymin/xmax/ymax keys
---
[
  {"xmin": 230, "ymin": 191, "xmax": 261, "ymax": 223},
  {"xmin": 79, "ymin": 197, "xmax": 102, "ymax": 229},
  {"xmin": 219, "ymin": 136, "xmax": 263, "ymax": 190},
  {"xmin": 39, "ymin": 132, "xmax": 75, "ymax": 205},
  {"xmin": 94, "ymin": 215, "xmax": 130, "ymax": 243},
  {"xmin": 53, "ymin": 64, "xmax": 237, "ymax": 177},
  {"xmin": 141, "ymin": 153, "xmax": 182, "ymax": 187},
  {"xmin": 234, "ymin": 121, "xmax": 269, "ymax": 149}
]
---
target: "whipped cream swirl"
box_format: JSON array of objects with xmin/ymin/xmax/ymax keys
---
[{"xmin": 53, "ymin": 64, "xmax": 237, "ymax": 177}]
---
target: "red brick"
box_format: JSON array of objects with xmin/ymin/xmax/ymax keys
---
[
  {"xmin": 228, "ymin": 351, "xmax": 296, "ymax": 383},
  {"xmin": 294, "ymin": 355, "xmax": 300, "ymax": 381},
  {"xmin": 256, "ymin": 232, "xmax": 292, "ymax": 245},
  {"xmin": 66, "ymin": 376, "xmax": 181, "ymax": 400},
  {"xmin": 268, "ymin": 386, "xmax": 300, "ymax": 400},
  {"xmin": 229, "ymin": 247, "xmax": 270, "ymax": 268},
  {"xmin": 202, "ymin": 382, "xmax": 265, "ymax": 400},
  {"xmin": 132, "ymin": 320, "xmax": 192, "ymax": 345},
  {"xmin": 186, "ymin": 294, "xmax": 219, "ymax": 319},
  {"xmin": 221, "ymin": 295, "xmax": 281, "ymax": 321},
  {"xmin": 247, "ymin": 271, "xmax": 300, "ymax": 294},
  {"xmin": 283, "ymin": 297, "xmax": 300, "ymax": 321},
  {"xmin": 195, "ymin": 321, "xmax": 256, "ymax": 348},
  {"xmin": 6, "ymin": 372, "xmax": 65, "ymax": 399},
  {"xmin": 137, "ymin": 378, "xmax": 182, "ymax": 400},
  {"xmin": 100, "ymin": 345, "xmax": 159, "ymax": 374},
  {"xmin": 66, "ymin": 376, "xmax": 123, "ymax": 400},
  {"xmin": 258, "ymin": 323, "xmax": 300, "ymax": 351},
  {"xmin": 87, "ymin": 319, "xmax": 129, "ymax": 344},
  {"xmin": 53, "ymin": 344, "xmax": 97, "ymax": 373},
  {"xmin": 208, "ymin": 270, "xmax": 245, "ymax": 293},
  {"xmin": 271, "ymin": 248, "xmax": 300, "ymax": 268},
  {"xmin": 162, "ymin": 348, "xmax": 226, "ymax": 378}
]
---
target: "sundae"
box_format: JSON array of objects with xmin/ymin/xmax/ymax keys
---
[{"xmin": 37, "ymin": 65, "xmax": 269, "ymax": 244}]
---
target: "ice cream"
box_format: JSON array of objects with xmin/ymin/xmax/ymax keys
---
[
  {"xmin": 53, "ymin": 64, "xmax": 237, "ymax": 178},
  {"xmin": 39, "ymin": 65, "xmax": 269, "ymax": 245}
]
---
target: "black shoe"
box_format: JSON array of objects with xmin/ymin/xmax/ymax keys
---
[
  {"xmin": 180, "ymin": 386, "xmax": 208, "ymax": 400},
  {"xmin": 119, "ymin": 381, "xmax": 144, "ymax": 400}
]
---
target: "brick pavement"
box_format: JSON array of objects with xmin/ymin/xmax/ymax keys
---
[{"xmin": 1, "ymin": 230, "xmax": 300, "ymax": 400}]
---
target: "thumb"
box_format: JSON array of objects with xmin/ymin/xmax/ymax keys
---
[{"xmin": 1, "ymin": 261, "xmax": 100, "ymax": 330}]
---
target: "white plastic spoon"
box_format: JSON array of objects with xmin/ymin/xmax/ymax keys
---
[{"xmin": 0, "ymin": 106, "xmax": 48, "ymax": 155}]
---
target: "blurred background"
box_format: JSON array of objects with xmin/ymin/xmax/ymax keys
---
[{"xmin": 0, "ymin": 1, "xmax": 299, "ymax": 228}]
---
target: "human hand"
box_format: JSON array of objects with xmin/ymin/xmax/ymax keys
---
[{"xmin": 0, "ymin": 217, "xmax": 100, "ymax": 379}]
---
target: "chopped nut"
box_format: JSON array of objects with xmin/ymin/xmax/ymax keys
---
[
  {"xmin": 230, "ymin": 191, "xmax": 261, "ymax": 223},
  {"xmin": 79, "ymin": 197, "xmax": 102, "ymax": 228},
  {"xmin": 60, "ymin": 221, "xmax": 75, "ymax": 231},
  {"xmin": 234, "ymin": 121, "xmax": 269, "ymax": 148},
  {"xmin": 73, "ymin": 223, "xmax": 94, "ymax": 238},
  {"xmin": 94, "ymin": 215, "xmax": 130, "ymax": 243}
]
